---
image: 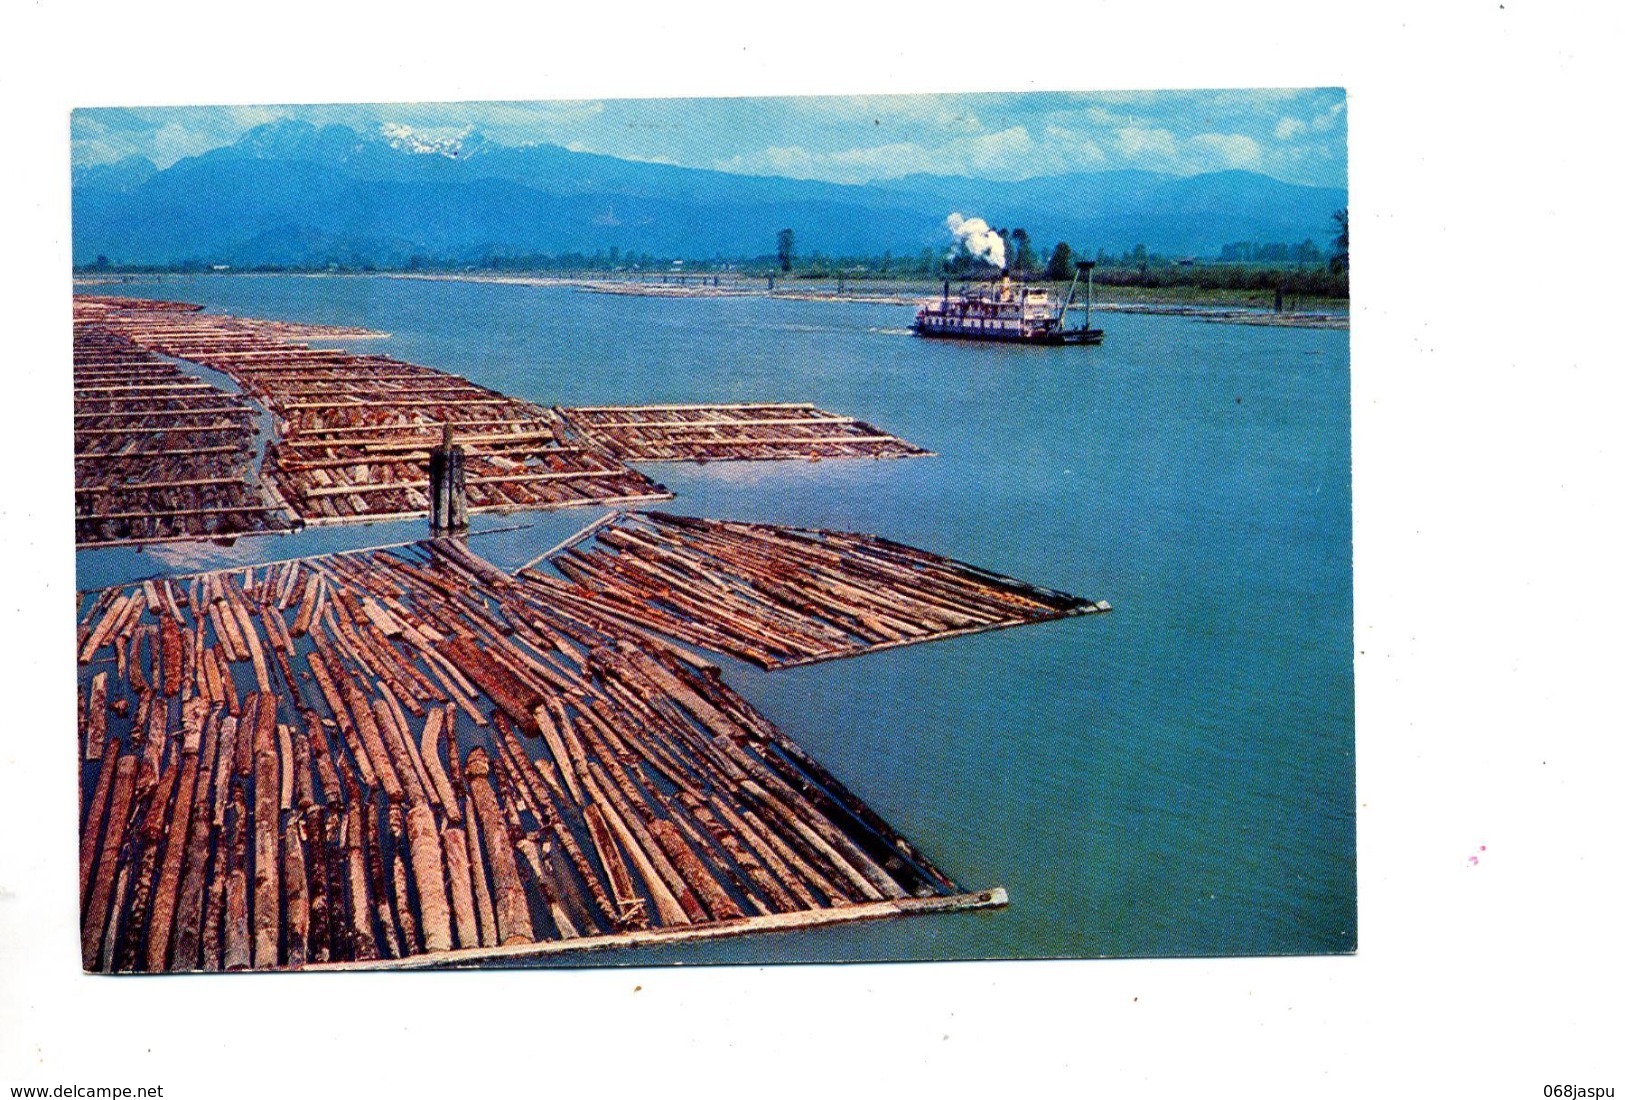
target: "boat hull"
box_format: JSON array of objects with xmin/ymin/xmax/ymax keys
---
[{"xmin": 910, "ymin": 324, "xmax": 1103, "ymax": 346}]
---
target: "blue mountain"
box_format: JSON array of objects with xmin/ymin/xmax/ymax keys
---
[{"xmin": 72, "ymin": 120, "xmax": 1347, "ymax": 266}]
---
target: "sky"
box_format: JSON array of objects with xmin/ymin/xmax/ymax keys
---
[{"xmin": 72, "ymin": 89, "xmax": 1347, "ymax": 188}]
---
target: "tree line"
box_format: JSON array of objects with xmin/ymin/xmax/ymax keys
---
[{"xmin": 80, "ymin": 208, "xmax": 1350, "ymax": 300}]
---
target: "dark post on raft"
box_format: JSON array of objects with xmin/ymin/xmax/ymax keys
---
[{"xmin": 429, "ymin": 423, "xmax": 468, "ymax": 535}]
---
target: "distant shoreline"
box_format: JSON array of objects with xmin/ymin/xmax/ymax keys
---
[{"xmin": 74, "ymin": 269, "xmax": 1351, "ymax": 330}]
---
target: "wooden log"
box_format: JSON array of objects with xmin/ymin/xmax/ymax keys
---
[
  {"xmin": 116, "ymin": 751, "xmax": 179, "ymax": 972},
  {"xmin": 304, "ymin": 647, "xmax": 377, "ymax": 790},
  {"xmin": 158, "ymin": 616, "xmax": 183, "ymax": 696},
  {"xmin": 199, "ymin": 642, "xmax": 222, "ymax": 705},
  {"xmin": 581, "ymin": 768, "xmax": 689, "ymax": 928},
  {"xmin": 738, "ymin": 779, "xmax": 886, "ymax": 903},
  {"xmin": 222, "ymin": 784, "xmax": 252, "ymax": 971},
  {"xmin": 305, "ymin": 808, "xmax": 332, "ymax": 964},
  {"xmin": 261, "ymin": 599, "xmax": 295, "ymax": 655},
  {"xmin": 79, "ymin": 593, "xmax": 132, "ymax": 664},
  {"xmin": 288, "ymin": 714, "xmax": 316, "ymax": 812},
  {"xmin": 215, "ymin": 646, "xmax": 241, "ymax": 716},
  {"xmin": 378, "ymin": 682, "xmax": 435, "ymax": 805},
  {"xmin": 209, "ymin": 600, "xmax": 248, "ymax": 664},
  {"xmin": 252, "ymin": 740, "xmax": 282, "ymax": 968},
  {"xmin": 226, "ymin": 583, "xmax": 274, "ymax": 694},
  {"xmin": 278, "ymin": 813, "xmax": 309, "ymax": 968},
  {"xmin": 369, "ymin": 695, "xmax": 424, "ymax": 805},
  {"xmin": 343, "ymin": 802, "xmax": 378, "ymax": 961},
  {"xmin": 584, "ymin": 759, "xmax": 706, "ymax": 923},
  {"xmin": 84, "ymin": 674, "xmax": 110, "ymax": 761},
  {"xmin": 407, "ymin": 802, "xmax": 452, "ymax": 953},
  {"xmin": 344, "ymin": 681, "xmax": 404, "ymax": 802},
  {"xmin": 438, "ymin": 635, "xmax": 542, "ymax": 734},
  {"xmin": 368, "ymin": 800, "xmax": 404, "ymax": 959},
  {"xmin": 290, "ymin": 575, "xmax": 321, "ymax": 637},
  {"xmin": 138, "ymin": 692, "xmax": 168, "ymax": 781},
  {"xmin": 488, "ymin": 718, "xmax": 614, "ymax": 931},
  {"xmin": 530, "ymin": 704, "xmax": 585, "ymax": 805},
  {"xmin": 463, "ymin": 749, "xmax": 533, "ymax": 945},
  {"xmin": 679, "ymin": 793, "xmax": 799, "ymax": 913},
  {"xmin": 581, "ymin": 803, "xmax": 649, "ymax": 930},
  {"xmin": 99, "ymin": 858, "xmax": 135, "ymax": 973},
  {"xmin": 79, "ymin": 739, "xmax": 119, "ymax": 905},
  {"xmin": 145, "ymin": 736, "xmax": 203, "ymax": 973},
  {"xmin": 233, "ymin": 692, "xmax": 259, "ymax": 778},
  {"xmin": 632, "ymin": 801, "xmax": 744, "ymax": 922},
  {"xmin": 171, "ymin": 709, "xmax": 222, "ymax": 970},
  {"xmin": 305, "ymin": 712, "xmax": 343, "ymax": 808},
  {"xmin": 211, "ymin": 716, "xmax": 238, "ymax": 826},
  {"xmin": 440, "ymin": 825, "xmax": 480, "ymax": 949},
  {"xmin": 387, "ymin": 805, "xmax": 421, "ymax": 957},
  {"xmin": 81, "ymin": 754, "xmax": 138, "ymax": 969},
  {"xmin": 325, "ymin": 801, "xmax": 352, "ymax": 961},
  {"xmin": 419, "ymin": 708, "xmax": 460, "ymax": 819}
]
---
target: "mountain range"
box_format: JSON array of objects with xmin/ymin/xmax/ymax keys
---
[{"xmin": 72, "ymin": 120, "xmax": 1348, "ymax": 268}]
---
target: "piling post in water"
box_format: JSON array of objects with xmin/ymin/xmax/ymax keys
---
[
  {"xmin": 1084, "ymin": 261, "xmax": 1095, "ymax": 332},
  {"xmin": 428, "ymin": 424, "xmax": 468, "ymax": 536}
]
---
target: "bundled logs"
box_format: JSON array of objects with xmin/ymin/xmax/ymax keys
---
[
  {"xmin": 526, "ymin": 510, "xmax": 1110, "ymax": 670},
  {"xmin": 557, "ymin": 403, "xmax": 932, "ymax": 463},
  {"xmin": 73, "ymin": 314, "xmax": 293, "ymax": 547},
  {"xmin": 76, "ymin": 295, "xmax": 672, "ymax": 527},
  {"xmin": 78, "ymin": 538, "xmax": 986, "ymax": 972}
]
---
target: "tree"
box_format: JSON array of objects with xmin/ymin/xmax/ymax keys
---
[
  {"xmin": 1045, "ymin": 241, "xmax": 1074, "ymax": 280},
  {"xmin": 776, "ymin": 228, "xmax": 795, "ymax": 273},
  {"xmin": 1010, "ymin": 228, "xmax": 1035, "ymax": 274},
  {"xmin": 1330, "ymin": 208, "xmax": 1350, "ymax": 272}
]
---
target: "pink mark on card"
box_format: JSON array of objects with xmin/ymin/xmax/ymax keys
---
[{"xmin": 1468, "ymin": 844, "xmax": 1486, "ymax": 866}]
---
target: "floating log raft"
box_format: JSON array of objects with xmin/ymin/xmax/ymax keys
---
[
  {"xmin": 557, "ymin": 403, "xmax": 932, "ymax": 463},
  {"xmin": 76, "ymin": 295, "xmax": 672, "ymax": 530},
  {"xmin": 522, "ymin": 510, "xmax": 1110, "ymax": 670},
  {"xmin": 72, "ymin": 319, "xmax": 293, "ymax": 548},
  {"xmin": 78, "ymin": 538, "xmax": 992, "ymax": 972}
]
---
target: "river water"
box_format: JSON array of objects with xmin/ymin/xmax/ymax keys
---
[{"xmin": 78, "ymin": 273, "xmax": 1354, "ymax": 964}]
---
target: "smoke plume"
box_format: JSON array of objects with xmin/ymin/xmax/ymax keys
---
[{"xmin": 945, "ymin": 212, "xmax": 1006, "ymax": 270}]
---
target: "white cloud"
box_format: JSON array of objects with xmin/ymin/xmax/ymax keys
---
[
  {"xmin": 1311, "ymin": 101, "xmax": 1347, "ymax": 132},
  {"xmin": 1116, "ymin": 126, "xmax": 1178, "ymax": 159},
  {"xmin": 1275, "ymin": 116, "xmax": 1308, "ymax": 141},
  {"xmin": 715, "ymin": 125, "xmax": 1087, "ymax": 183},
  {"xmin": 1041, "ymin": 125, "xmax": 1108, "ymax": 169},
  {"xmin": 1190, "ymin": 132, "xmax": 1263, "ymax": 168}
]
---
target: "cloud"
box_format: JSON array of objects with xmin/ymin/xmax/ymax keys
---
[
  {"xmin": 1311, "ymin": 101, "xmax": 1347, "ymax": 132},
  {"xmin": 1275, "ymin": 116, "xmax": 1308, "ymax": 141},
  {"xmin": 1116, "ymin": 126, "xmax": 1178, "ymax": 160},
  {"xmin": 1189, "ymin": 132, "xmax": 1263, "ymax": 168},
  {"xmin": 1041, "ymin": 124, "xmax": 1108, "ymax": 168},
  {"xmin": 70, "ymin": 89, "xmax": 1347, "ymax": 188}
]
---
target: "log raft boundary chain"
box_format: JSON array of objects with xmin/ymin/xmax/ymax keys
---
[
  {"xmin": 529, "ymin": 510, "xmax": 1110, "ymax": 670},
  {"xmin": 76, "ymin": 537, "xmax": 1022, "ymax": 973},
  {"xmin": 557, "ymin": 402, "xmax": 933, "ymax": 463}
]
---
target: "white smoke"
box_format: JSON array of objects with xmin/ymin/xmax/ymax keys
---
[{"xmin": 945, "ymin": 212, "xmax": 1007, "ymax": 270}]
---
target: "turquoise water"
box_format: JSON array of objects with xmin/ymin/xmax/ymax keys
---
[{"xmin": 77, "ymin": 273, "xmax": 1354, "ymax": 963}]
